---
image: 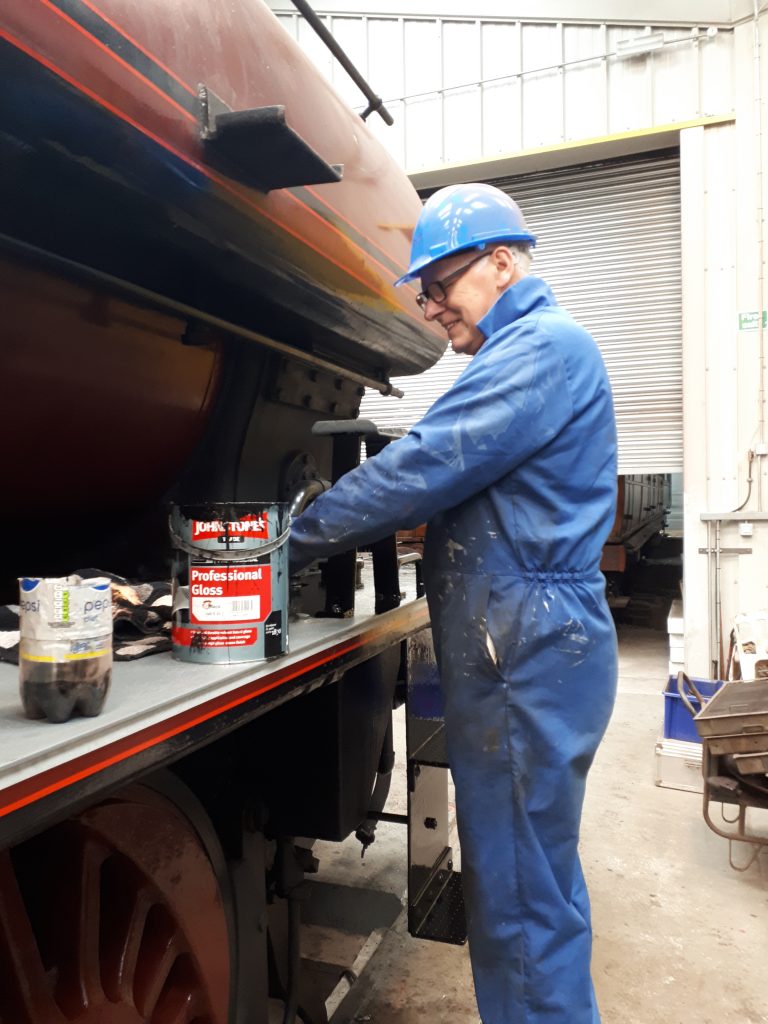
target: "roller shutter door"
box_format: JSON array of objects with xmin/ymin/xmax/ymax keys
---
[{"xmin": 361, "ymin": 151, "xmax": 682, "ymax": 474}]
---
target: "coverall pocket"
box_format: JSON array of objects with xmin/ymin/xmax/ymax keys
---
[{"xmin": 462, "ymin": 577, "xmax": 512, "ymax": 679}]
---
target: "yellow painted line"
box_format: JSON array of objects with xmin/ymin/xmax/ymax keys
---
[
  {"xmin": 21, "ymin": 650, "xmax": 108, "ymax": 662},
  {"xmin": 410, "ymin": 113, "xmax": 736, "ymax": 179},
  {"xmin": 510, "ymin": 114, "xmax": 736, "ymax": 158}
]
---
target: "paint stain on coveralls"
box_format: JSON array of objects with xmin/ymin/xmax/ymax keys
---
[
  {"xmin": 483, "ymin": 727, "xmax": 500, "ymax": 753},
  {"xmin": 286, "ymin": 277, "xmax": 619, "ymax": 1024},
  {"xmin": 555, "ymin": 616, "xmax": 592, "ymax": 664},
  {"xmin": 486, "ymin": 630, "xmax": 499, "ymax": 666},
  {"xmin": 445, "ymin": 539, "xmax": 465, "ymax": 563}
]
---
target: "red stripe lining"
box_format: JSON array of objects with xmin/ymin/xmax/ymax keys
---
[
  {"xmin": 0, "ymin": 630, "xmax": 376, "ymax": 817},
  {"xmin": 304, "ymin": 184, "xmax": 417, "ymax": 290},
  {"xmin": 0, "ymin": 603, "xmax": 429, "ymax": 818},
  {"xmin": 1, "ymin": 29, "xmax": 426, "ymax": 326},
  {"xmin": 36, "ymin": 0, "xmax": 197, "ymax": 123},
  {"xmin": 51, "ymin": 0, "xmax": 416, "ymax": 289},
  {"xmin": 75, "ymin": 0, "xmax": 198, "ymax": 96},
  {"xmin": 1, "ymin": 28, "xmax": 184, "ymax": 158},
  {"xmin": 284, "ymin": 190, "xmax": 407, "ymax": 294}
]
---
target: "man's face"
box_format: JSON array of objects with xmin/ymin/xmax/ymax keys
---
[{"xmin": 418, "ymin": 247, "xmax": 519, "ymax": 356}]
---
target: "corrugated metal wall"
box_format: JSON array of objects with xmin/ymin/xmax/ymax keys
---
[
  {"xmin": 361, "ymin": 152, "xmax": 682, "ymax": 475},
  {"xmin": 272, "ymin": 8, "xmax": 733, "ymax": 173}
]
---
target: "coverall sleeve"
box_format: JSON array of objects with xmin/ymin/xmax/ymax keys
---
[{"xmin": 289, "ymin": 320, "xmax": 574, "ymax": 572}]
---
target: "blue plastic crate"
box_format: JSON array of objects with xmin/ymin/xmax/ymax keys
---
[
  {"xmin": 409, "ymin": 659, "xmax": 444, "ymax": 719},
  {"xmin": 663, "ymin": 675, "xmax": 724, "ymax": 743}
]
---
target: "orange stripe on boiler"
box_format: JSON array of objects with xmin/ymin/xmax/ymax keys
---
[
  {"xmin": 0, "ymin": 29, "xmax": 424, "ymax": 323},
  {"xmin": 75, "ymin": 0, "xmax": 198, "ymax": 96},
  {"xmin": 35, "ymin": 0, "xmax": 196, "ymax": 122}
]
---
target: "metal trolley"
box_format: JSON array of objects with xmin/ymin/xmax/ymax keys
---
[{"xmin": 678, "ymin": 673, "xmax": 768, "ymax": 869}]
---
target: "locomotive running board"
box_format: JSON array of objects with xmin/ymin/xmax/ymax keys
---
[{"xmin": 405, "ymin": 630, "xmax": 467, "ymax": 946}]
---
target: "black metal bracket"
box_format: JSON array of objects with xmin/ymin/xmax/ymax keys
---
[
  {"xmin": 199, "ymin": 85, "xmax": 343, "ymax": 192},
  {"xmin": 310, "ymin": 420, "xmax": 405, "ymax": 618}
]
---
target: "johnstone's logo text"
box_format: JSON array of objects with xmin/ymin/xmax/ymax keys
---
[{"xmin": 192, "ymin": 516, "xmax": 268, "ymax": 541}]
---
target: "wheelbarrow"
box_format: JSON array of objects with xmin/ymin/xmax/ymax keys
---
[{"xmin": 676, "ymin": 672, "xmax": 768, "ymax": 869}]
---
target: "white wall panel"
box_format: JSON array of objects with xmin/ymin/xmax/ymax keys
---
[
  {"xmin": 329, "ymin": 17, "xmax": 368, "ymax": 107},
  {"xmin": 402, "ymin": 19, "xmax": 442, "ymax": 167},
  {"xmin": 404, "ymin": 97, "xmax": 441, "ymax": 171},
  {"xmin": 701, "ymin": 30, "xmax": 734, "ymax": 116},
  {"xmin": 273, "ymin": 9, "xmax": 734, "ymax": 174},
  {"xmin": 563, "ymin": 25, "xmax": 607, "ymax": 141},
  {"xmin": 653, "ymin": 34, "xmax": 697, "ymax": 123},
  {"xmin": 366, "ymin": 19, "xmax": 407, "ymax": 166},
  {"xmin": 481, "ymin": 21, "xmax": 519, "ymax": 81},
  {"xmin": 443, "ymin": 21, "xmax": 482, "ymax": 163},
  {"xmin": 269, "ymin": 2, "xmax": 746, "ymax": 25},
  {"xmin": 443, "ymin": 20, "xmax": 480, "ymax": 89},
  {"xmin": 367, "ymin": 18, "xmax": 404, "ymax": 99},
  {"xmin": 606, "ymin": 29, "xmax": 654, "ymax": 132},
  {"xmin": 520, "ymin": 23, "xmax": 562, "ymax": 149},
  {"xmin": 480, "ymin": 22, "xmax": 521, "ymax": 154},
  {"xmin": 682, "ymin": 121, "xmax": 747, "ymax": 677},
  {"xmin": 481, "ymin": 79, "xmax": 521, "ymax": 156},
  {"xmin": 403, "ymin": 18, "xmax": 439, "ymax": 94},
  {"xmin": 444, "ymin": 87, "xmax": 482, "ymax": 164},
  {"xmin": 296, "ymin": 14, "xmax": 334, "ymax": 83},
  {"xmin": 703, "ymin": 128, "xmax": 739, "ymax": 509}
]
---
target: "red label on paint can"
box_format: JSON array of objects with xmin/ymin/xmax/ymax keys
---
[
  {"xmin": 189, "ymin": 564, "xmax": 272, "ymax": 624},
  {"xmin": 172, "ymin": 626, "xmax": 258, "ymax": 648},
  {"xmin": 191, "ymin": 514, "xmax": 269, "ymax": 541}
]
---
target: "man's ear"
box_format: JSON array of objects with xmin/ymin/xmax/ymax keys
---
[{"xmin": 492, "ymin": 246, "xmax": 518, "ymax": 288}]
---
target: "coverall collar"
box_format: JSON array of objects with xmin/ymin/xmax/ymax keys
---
[{"xmin": 476, "ymin": 274, "xmax": 556, "ymax": 342}]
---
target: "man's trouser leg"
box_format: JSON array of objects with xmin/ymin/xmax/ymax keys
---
[{"xmin": 436, "ymin": 577, "xmax": 617, "ymax": 1024}]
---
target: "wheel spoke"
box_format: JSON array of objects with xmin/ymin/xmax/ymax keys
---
[
  {"xmin": 51, "ymin": 830, "xmax": 107, "ymax": 1018},
  {"xmin": 134, "ymin": 905, "xmax": 181, "ymax": 1017},
  {"xmin": 100, "ymin": 857, "xmax": 153, "ymax": 1005},
  {"xmin": 0, "ymin": 851, "xmax": 64, "ymax": 1022},
  {"xmin": 2, "ymin": 783, "xmax": 230, "ymax": 1024},
  {"xmin": 149, "ymin": 955, "xmax": 208, "ymax": 1024}
]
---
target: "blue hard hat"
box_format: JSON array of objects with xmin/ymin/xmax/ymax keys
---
[{"xmin": 395, "ymin": 182, "xmax": 536, "ymax": 286}]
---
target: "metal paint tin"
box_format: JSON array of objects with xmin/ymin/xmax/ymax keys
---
[{"xmin": 170, "ymin": 502, "xmax": 289, "ymax": 664}]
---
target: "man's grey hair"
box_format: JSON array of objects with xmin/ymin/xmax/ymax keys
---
[{"xmin": 508, "ymin": 243, "xmax": 533, "ymax": 272}]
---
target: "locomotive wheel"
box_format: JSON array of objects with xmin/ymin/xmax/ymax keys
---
[{"xmin": 0, "ymin": 782, "xmax": 232, "ymax": 1023}]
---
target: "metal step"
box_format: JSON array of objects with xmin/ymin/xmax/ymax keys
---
[
  {"xmin": 405, "ymin": 629, "xmax": 466, "ymax": 946},
  {"xmin": 409, "ymin": 861, "xmax": 467, "ymax": 945}
]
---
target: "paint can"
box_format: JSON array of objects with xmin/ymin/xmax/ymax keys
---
[
  {"xmin": 170, "ymin": 502, "xmax": 290, "ymax": 664},
  {"xmin": 18, "ymin": 575, "xmax": 113, "ymax": 722}
]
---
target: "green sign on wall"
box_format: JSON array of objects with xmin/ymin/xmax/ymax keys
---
[{"xmin": 739, "ymin": 311, "xmax": 768, "ymax": 331}]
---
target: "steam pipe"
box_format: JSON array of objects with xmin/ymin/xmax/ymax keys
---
[{"xmin": 289, "ymin": 479, "xmax": 328, "ymax": 519}]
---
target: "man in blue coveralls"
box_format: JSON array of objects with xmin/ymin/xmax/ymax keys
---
[{"xmin": 289, "ymin": 183, "xmax": 619, "ymax": 1024}]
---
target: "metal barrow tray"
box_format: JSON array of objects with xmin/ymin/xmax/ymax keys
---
[{"xmin": 693, "ymin": 678, "xmax": 768, "ymax": 740}]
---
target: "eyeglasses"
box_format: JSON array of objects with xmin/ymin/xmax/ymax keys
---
[{"xmin": 415, "ymin": 251, "xmax": 491, "ymax": 309}]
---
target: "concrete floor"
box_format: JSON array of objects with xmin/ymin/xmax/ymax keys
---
[{"xmin": 308, "ymin": 624, "xmax": 768, "ymax": 1024}]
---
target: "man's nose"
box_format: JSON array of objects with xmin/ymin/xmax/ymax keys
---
[{"xmin": 422, "ymin": 296, "xmax": 443, "ymax": 321}]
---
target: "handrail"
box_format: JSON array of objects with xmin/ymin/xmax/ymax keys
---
[{"xmin": 288, "ymin": 0, "xmax": 394, "ymax": 125}]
